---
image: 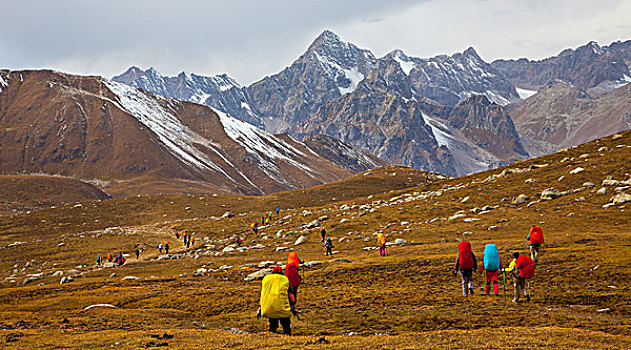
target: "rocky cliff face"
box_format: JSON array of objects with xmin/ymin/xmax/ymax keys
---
[
  {"xmin": 300, "ymin": 134, "xmax": 386, "ymax": 173},
  {"xmin": 508, "ymin": 80, "xmax": 631, "ymax": 155},
  {"xmin": 0, "ymin": 69, "xmax": 352, "ymax": 196},
  {"xmin": 492, "ymin": 40, "xmax": 631, "ymax": 90}
]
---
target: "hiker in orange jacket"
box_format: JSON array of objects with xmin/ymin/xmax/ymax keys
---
[
  {"xmin": 285, "ymin": 252, "xmax": 302, "ymax": 304},
  {"xmin": 257, "ymin": 266, "xmax": 296, "ymax": 335},
  {"xmin": 377, "ymin": 231, "xmax": 387, "ymax": 257}
]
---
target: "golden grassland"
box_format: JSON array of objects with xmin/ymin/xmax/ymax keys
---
[{"xmin": 0, "ymin": 131, "xmax": 630, "ymax": 348}]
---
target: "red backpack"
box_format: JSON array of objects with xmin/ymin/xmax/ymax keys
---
[
  {"xmin": 529, "ymin": 226, "xmax": 544, "ymax": 245},
  {"xmin": 516, "ymin": 255, "xmax": 535, "ymax": 279},
  {"xmin": 458, "ymin": 241, "xmax": 474, "ymax": 269}
]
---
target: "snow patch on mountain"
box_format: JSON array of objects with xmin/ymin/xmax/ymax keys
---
[
  {"xmin": 103, "ymin": 80, "xmax": 224, "ymax": 174},
  {"xmin": 516, "ymin": 87, "xmax": 538, "ymax": 99},
  {"xmin": 392, "ymin": 53, "xmax": 417, "ymax": 76},
  {"xmin": 339, "ymin": 67, "xmax": 364, "ymax": 95},
  {"xmin": 422, "ymin": 112, "xmax": 452, "ymax": 147},
  {"xmin": 215, "ymin": 108, "xmax": 318, "ymax": 182}
]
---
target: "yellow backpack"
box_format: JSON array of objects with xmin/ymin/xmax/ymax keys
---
[{"xmin": 260, "ymin": 273, "xmax": 292, "ymax": 319}]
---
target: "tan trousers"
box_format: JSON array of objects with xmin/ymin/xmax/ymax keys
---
[{"xmin": 512, "ymin": 274, "xmax": 527, "ymax": 302}]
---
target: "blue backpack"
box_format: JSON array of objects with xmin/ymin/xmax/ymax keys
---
[{"xmin": 483, "ymin": 244, "xmax": 500, "ymax": 271}]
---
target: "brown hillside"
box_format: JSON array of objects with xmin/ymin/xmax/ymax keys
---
[{"xmin": 0, "ymin": 130, "xmax": 630, "ymax": 348}]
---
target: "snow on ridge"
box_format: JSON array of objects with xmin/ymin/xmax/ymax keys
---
[
  {"xmin": 483, "ymin": 91, "xmax": 510, "ymax": 106},
  {"xmin": 393, "ymin": 53, "xmax": 416, "ymax": 76},
  {"xmin": 215, "ymin": 108, "xmax": 317, "ymax": 181},
  {"xmin": 103, "ymin": 80, "xmax": 229, "ymax": 176},
  {"xmin": 0, "ymin": 74, "xmax": 8, "ymax": 93},
  {"xmin": 515, "ymin": 87, "xmax": 537, "ymax": 99}
]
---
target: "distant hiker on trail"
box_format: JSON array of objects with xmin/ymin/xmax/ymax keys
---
[
  {"xmin": 115, "ymin": 252, "xmax": 125, "ymax": 267},
  {"xmin": 320, "ymin": 228, "xmax": 327, "ymax": 242},
  {"xmin": 183, "ymin": 232, "xmax": 187, "ymax": 243},
  {"xmin": 158, "ymin": 242, "xmax": 163, "ymax": 254},
  {"xmin": 237, "ymin": 237, "xmax": 243, "ymax": 246},
  {"xmin": 285, "ymin": 252, "xmax": 302, "ymax": 302},
  {"xmin": 454, "ymin": 241, "xmax": 477, "ymax": 296},
  {"xmin": 262, "ymin": 216, "xmax": 266, "ymax": 225},
  {"xmin": 135, "ymin": 248, "xmax": 141, "ymax": 260},
  {"xmin": 96, "ymin": 255, "xmax": 102, "ymax": 266},
  {"xmin": 526, "ymin": 225, "xmax": 544, "ymax": 263},
  {"xmin": 269, "ymin": 211, "xmax": 273, "ymax": 221},
  {"xmin": 191, "ymin": 236, "xmax": 195, "ymax": 246},
  {"xmin": 479, "ymin": 243, "xmax": 502, "ymax": 296},
  {"xmin": 165, "ymin": 241, "xmax": 170, "ymax": 255},
  {"xmin": 186, "ymin": 235, "xmax": 191, "ymax": 248},
  {"xmin": 257, "ymin": 266, "xmax": 297, "ymax": 335},
  {"xmin": 251, "ymin": 222, "xmax": 259, "ymax": 235},
  {"xmin": 107, "ymin": 253, "xmax": 113, "ymax": 262},
  {"xmin": 377, "ymin": 231, "xmax": 387, "ymax": 257},
  {"xmin": 176, "ymin": 232, "xmax": 180, "ymax": 240},
  {"xmin": 276, "ymin": 207, "xmax": 280, "ymax": 215},
  {"xmin": 323, "ymin": 238, "xmax": 334, "ymax": 256},
  {"xmin": 507, "ymin": 252, "xmax": 536, "ymax": 302}
]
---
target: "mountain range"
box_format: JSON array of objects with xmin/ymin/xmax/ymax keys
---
[{"xmin": 113, "ymin": 30, "xmax": 631, "ymax": 174}]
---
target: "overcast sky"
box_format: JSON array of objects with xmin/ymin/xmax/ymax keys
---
[{"xmin": 2, "ymin": 0, "xmax": 631, "ymax": 84}]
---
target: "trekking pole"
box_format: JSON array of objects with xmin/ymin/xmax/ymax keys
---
[{"xmin": 503, "ymin": 270, "xmax": 507, "ymax": 303}]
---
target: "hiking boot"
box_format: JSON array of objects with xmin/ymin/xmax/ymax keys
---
[
  {"xmin": 469, "ymin": 288, "xmax": 474, "ymax": 295},
  {"xmin": 526, "ymin": 294, "xmax": 531, "ymax": 302}
]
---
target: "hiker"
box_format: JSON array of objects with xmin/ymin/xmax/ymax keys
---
[
  {"xmin": 285, "ymin": 252, "xmax": 302, "ymax": 302},
  {"xmin": 257, "ymin": 266, "xmax": 296, "ymax": 335},
  {"xmin": 507, "ymin": 252, "xmax": 536, "ymax": 302},
  {"xmin": 237, "ymin": 237, "xmax": 242, "ymax": 246},
  {"xmin": 158, "ymin": 242, "xmax": 163, "ymax": 254},
  {"xmin": 116, "ymin": 252, "xmax": 125, "ymax": 267},
  {"xmin": 186, "ymin": 235, "xmax": 191, "ymax": 248},
  {"xmin": 454, "ymin": 241, "xmax": 477, "ymax": 296},
  {"xmin": 323, "ymin": 237, "xmax": 333, "ymax": 256},
  {"xmin": 479, "ymin": 243, "xmax": 502, "ymax": 296},
  {"xmin": 191, "ymin": 236, "xmax": 195, "ymax": 246},
  {"xmin": 526, "ymin": 225, "xmax": 544, "ymax": 263},
  {"xmin": 183, "ymin": 232, "xmax": 187, "ymax": 243},
  {"xmin": 176, "ymin": 232, "xmax": 180, "ymax": 239},
  {"xmin": 107, "ymin": 253, "xmax": 113, "ymax": 262},
  {"xmin": 251, "ymin": 222, "xmax": 259, "ymax": 235},
  {"xmin": 165, "ymin": 241, "xmax": 170, "ymax": 254},
  {"xmin": 377, "ymin": 231, "xmax": 387, "ymax": 257},
  {"xmin": 320, "ymin": 227, "xmax": 327, "ymax": 242},
  {"xmin": 262, "ymin": 216, "xmax": 266, "ymax": 225},
  {"xmin": 276, "ymin": 207, "xmax": 280, "ymax": 215},
  {"xmin": 135, "ymin": 248, "xmax": 141, "ymax": 260},
  {"xmin": 96, "ymin": 255, "xmax": 102, "ymax": 266},
  {"xmin": 269, "ymin": 211, "xmax": 273, "ymax": 221}
]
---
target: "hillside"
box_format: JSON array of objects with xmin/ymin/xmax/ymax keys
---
[
  {"xmin": 0, "ymin": 130, "xmax": 629, "ymax": 348},
  {"xmin": 0, "ymin": 69, "xmax": 354, "ymax": 197}
]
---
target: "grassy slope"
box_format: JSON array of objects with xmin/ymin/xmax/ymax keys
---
[{"xmin": 0, "ymin": 131, "xmax": 630, "ymax": 348}]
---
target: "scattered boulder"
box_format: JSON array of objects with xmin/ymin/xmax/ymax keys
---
[
  {"xmin": 221, "ymin": 211, "xmax": 234, "ymax": 219},
  {"xmin": 122, "ymin": 276, "xmax": 140, "ymax": 281},
  {"xmin": 23, "ymin": 273, "xmax": 44, "ymax": 285},
  {"xmin": 612, "ymin": 134, "xmax": 622, "ymax": 140},
  {"xmin": 582, "ymin": 182, "xmax": 595, "ymax": 188},
  {"xmin": 513, "ymin": 194, "xmax": 529, "ymax": 205},
  {"xmin": 109, "ymin": 273, "xmax": 118, "ymax": 278},
  {"xmin": 60, "ymin": 276, "xmax": 73, "ymax": 284},
  {"xmin": 318, "ymin": 215, "xmax": 329, "ymax": 221},
  {"xmin": 394, "ymin": 238, "xmax": 407, "ymax": 245},
  {"xmin": 303, "ymin": 261, "xmax": 323, "ymax": 268},
  {"xmin": 244, "ymin": 269, "xmax": 272, "ymax": 282},
  {"xmin": 258, "ymin": 261, "xmax": 276, "ymax": 268},
  {"xmin": 541, "ymin": 188, "xmax": 567, "ymax": 200},
  {"xmin": 460, "ymin": 196, "xmax": 470, "ymax": 203},
  {"xmin": 400, "ymin": 221, "xmax": 409, "ymax": 226},
  {"xmin": 602, "ymin": 179, "xmax": 620, "ymax": 186},
  {"xmin": 222, "ymin": 246, "xmax": 235, "ymax": 253},
  {"xmin": 598, "ymin": 146, "xmax": 609, "ymax": 152},
  {"xmin": 340, "ymin": 218, "xmax": 349, "ymax": 223},
  {"xmin": 52, "ymin": 270, "xmax": 64, "ymax": 277},
  {"xmin": 596, "ymin": 187, "xmax": 609, "ymax": 195},
  {"xmin": 331, "ymin": 258, "xmax": 352, "ymax": 263},
  {"xmin": 275, "ymin": 246, "xmax": 288, "ymax": 252},
  {"xmin": 610, "ymin": 192, "xmax": 631, "ymax": 206},
  {"xmin": 569, "ymin": 167, "xmax": 584, "ymax": 174},
  {"xmin": 193, "ymin": 268, "xmax": 208, "ymax": 277},
  {"xmin": 304, "ymin": 220, "xmax": 320, "ymax": 229},
  {"xmin": 294, "ymin": 235, "xmax": 308, "ymax": 245}
]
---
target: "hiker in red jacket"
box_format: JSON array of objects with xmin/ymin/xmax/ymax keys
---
[
  {"xmin": 454, "ymin": 241, "xmax": 477, "ymax": 297},
  {"xmin": 285, "ymin": 252, "xmax": 302, "ymax": 306},
  {"xmin": 507, "ymin": 252, "xmax": 536, "ymax": 302},
  {"xmin": 526, "ymin": 225, "xmax": 544, "ymax": 263}
]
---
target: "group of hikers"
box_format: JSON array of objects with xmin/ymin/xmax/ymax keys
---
[
  {"xmin": 257, "ymin": 225, "xmax": 545, "ymax": 335},
  {"xmin": 250, "ymin": 207, "xmax": 280, "ymax": 235},
  {"xmin": 454, "ymin": 225, "xmax": 544, "ymax": 303},
  {"xmin": 175, "ymin": 231, "xmax": 195, "ymax": 248},
  {"xmin": 95, "ymin": 249, "xmax": 141, "ymax": 267}
]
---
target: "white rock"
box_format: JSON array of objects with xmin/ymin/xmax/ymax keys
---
[
  {"xmin": 460, "ymin": 196, "xmax": 470, "ymax": 203},
  {"xmin": 602, "ymin": 179, "xmax": 620, "ymax": 186},
  {"xmin": 244, "ymin": 268, "xmax": 272, "ymax": 282},
  {"xmin": 582, "ymin": 182, "xmax": 595, "ymax": 188},
  {"xmin": 303, "ymin": 261, "xmax": 323, "ymax": 268},
  {"xmin": 60, "ymin": 276, "xmax": 73, "ymax": 284},
  {"xmin": 193, "ymin": 268, "xmax": 208, "ymax": 276},
  {"xmin": 400, "ymin": 221, "xmax": 409, "ymax": 226},
  {"xmin": 258, "ymin": 261, "xmax": 276, "ymax": 268},
  {"xmin": 340, "ymin": 218, "xmax": 349, "ymax": 223},
  {"xmin": 52, "ymin": 270, "xmax": 64, "ymax": 277},
  {"xmin": 610, "ymin": 192, "xmax": 631, "ymax": 205},
  {"xmin": 275, "ymin": 246, "xmax": 288, "ymax": 252},
  {"xmin": 121, "ymin": 276, "xmax": 140, "ymax": 280},
  {"xmin": 596, "ymin": 187, "xmax": 609, "ymax": 195},
  {"xmin": 219, "ymin": 265, "xmax": 232, "ymax": 270},
  {"xmin": 294, "ymin": 235, "xmax": 308, "ymax": 245},
  {"xmin": 394, "ymin": 238, "xmax": 407, "ymax": 245},
  {"xmin": 222, "ymin": 246, "xmax": 235, "ymax": 253},
  {"xmin": 569, "ymin": 167, "xmax": 584, "ymax": 174},
  {"xmin": 513, "ymin": 194, "xmax": 529, "ymax": 205}
]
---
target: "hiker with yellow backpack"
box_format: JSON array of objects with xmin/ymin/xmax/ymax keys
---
[
  {"xmin": 377, "ymin": 231, "xmax": 387, "ymax": 257},
  {"xmin": 257, "ymin": 266, "xmax": 297, "ymax": 335},
  {"xmin": 507, "ymin": 252, "xmax": 536, "ymax": 302},
  {"xmin": 526, "ymin": 225, "xmax": 544, "ymax": 263}
]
